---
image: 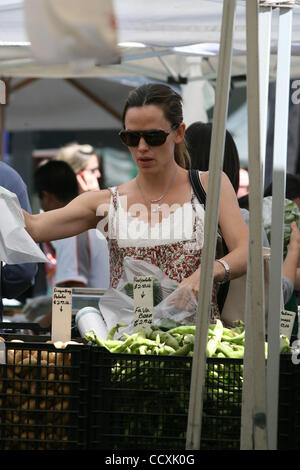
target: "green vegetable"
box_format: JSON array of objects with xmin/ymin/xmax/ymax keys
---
[
  {"xmin": 110, "ymin": 333, "xmax": 139, "ymax": 353},
  {"xmin": 124, "ymin": 278, "xmax": 163, "ymax": 306},
  {"xmin": 263, "ymin": 197, "xmax": 300, "ymax": 257},
  {"xmin": 170, "ymin": 342, "xmax": 193, "ymax": 356},
  {"xmin": 167, "ymin": 325, "xmax": 196, "ymax": 335},
  {"xmin": 107, "ymin": 323, "xmax": 127, "ymax": 340},
  {"xmin": 149, "ymin": 328, "xmax": 180, "ymax": 350},
  {"xmin": 206, "ymin": 319, "xmax": 223, "ymax": 357},
  {"xmin": 280, "ymin": 335, "xmax": 291, "ymax": 354},
  {"xmin": 85, "ymin": 322, "xmax": 291, "ymax": 361}
]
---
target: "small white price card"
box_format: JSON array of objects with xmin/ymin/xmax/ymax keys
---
[
  {"xmin": 133, "ymin": 276, "xmax": 154, "ymax": 331},
  {"xmin": 51, "ymin": 287, "xmax": 72, "ymax": 342},
  {"xmin": 280, "ymin": 309, "xmax": 296, "ymax": 341}
]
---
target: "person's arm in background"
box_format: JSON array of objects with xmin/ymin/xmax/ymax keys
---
[
  {"xmin": 295, "ymin": 268, "xmax": 300, "ymax": 292},
  {"xmin": 1, "ymin": 263, "xmax": 37, "ymax": 299},
  {"xmin": 282, "ymin": 222, "xmax": 300, "ymax": 304}
]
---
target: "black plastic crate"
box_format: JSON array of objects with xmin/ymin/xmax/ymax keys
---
[
  {"xmin": 277, "ymin": 354, "xmax": 300, "ymax": 450},
  {"xmin": 0, "ymin": 337, "xmax": 90, "ymax": 450},
  {"xmin": 88, "ymin": 348, "xmax": 243, "ymax": 450}
]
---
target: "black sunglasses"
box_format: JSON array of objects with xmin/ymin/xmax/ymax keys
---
[{"xmin": 119, "ymin": 124, "xmax": 179, "ymax": 147}]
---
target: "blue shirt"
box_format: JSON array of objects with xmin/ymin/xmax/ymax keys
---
[{"xmin": 0, "ymin": 162, "xmax": 37, "ymax": 320}]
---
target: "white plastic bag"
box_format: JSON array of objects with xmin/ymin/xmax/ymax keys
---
[
  {"xmin": 154, "ymin": 285, "xmax": 198, "ymax": 326},
  {"xmin": 117, "ymin": 257, "xmax": 177, "ymax": 300},
  {"xmin": 98, "ymin": 259, "xmax": 198, "ymax": 336},
  {"xmin": 98, "ymin": 288, "xmax": 135, "ymax": 339}
]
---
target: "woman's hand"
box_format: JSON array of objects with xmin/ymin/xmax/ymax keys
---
[
  {"xmin": 286, "ymin": 221, "xmax": 300, "ymax": 260},
  {"xmin": 77, "ymin": 170, "xmax": 100, "ymax": 193},
  {"xmin": 177, "ymin": 269, "xmax": 201, "ymax": 297},
  {"xmin": 175, "ymin": 260, "xmax": 227, "ymax": 300},
  {"xmin": 166, "ymin": 270, "xmax": 200, "ymax": 313}
]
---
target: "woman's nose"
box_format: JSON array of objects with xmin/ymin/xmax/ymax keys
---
[{"xmin": 137, "ymin": 136, "xmax": 149, "ymax": 150}]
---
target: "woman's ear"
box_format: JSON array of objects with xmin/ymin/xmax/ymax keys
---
[{"xmin": 174, "ymin": 122, "xmax": 186, "ymax": 143}]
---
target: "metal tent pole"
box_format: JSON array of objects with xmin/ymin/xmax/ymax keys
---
[
  {"xmin": 266, "ymin": 5, "xmax": 293, "ymax": 451},
  {"xmin": 185, "ymin": 0, "xmax": 236, "ymax": 451},
  {"xmin": 259, "ymin": 6, "xmax": 272, "ymax": 187},
  {"xmin": 240, "ymin": 0, "xmax": 268, "ymax": 450}
]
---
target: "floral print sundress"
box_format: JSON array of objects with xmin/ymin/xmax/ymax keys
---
[{"xmin": 104, "ymin": 185, "xmax": 220, "ymax": 322}]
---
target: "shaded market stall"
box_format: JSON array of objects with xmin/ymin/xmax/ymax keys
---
[{"xmin": 0, "ymin": 0, "xmax": 299, "ymax": 451}]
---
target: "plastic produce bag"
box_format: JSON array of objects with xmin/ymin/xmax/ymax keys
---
[
  {"xmin": 117, "ymin": 257, "xmax": 178, "ymax": 300},
  {"xmin": 98, "ymin": 288, "xmax": 136, "ymax": 339},
  {"xmin": 154, "ymin": 285, "xmax": 198, "ymax": 327},
  {"xmin": 98, "ymin": 259, "xmax": 198, "ymax": 337}
]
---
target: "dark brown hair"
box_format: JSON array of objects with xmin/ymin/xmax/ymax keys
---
[
  {"xmin": 185, "ymin": 121, "xmax": 240, "ymax": 193},
  {"xmin": 122, "ymin": 83, "xmax": 191, "ymax": 169}
]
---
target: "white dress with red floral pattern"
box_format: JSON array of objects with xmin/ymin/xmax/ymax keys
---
[{"xmin": 104, "ymin": 186, "xmax": 220, "ymax": 321}]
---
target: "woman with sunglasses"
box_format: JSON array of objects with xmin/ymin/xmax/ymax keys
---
[{"xmin": 21, "ymin": 83, "xmax": 248, "ymax": 322}]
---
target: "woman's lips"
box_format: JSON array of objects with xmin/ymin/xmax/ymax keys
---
[{"xmin": 137, "ymin": 157, "xmax": 154, "ymax": 166}]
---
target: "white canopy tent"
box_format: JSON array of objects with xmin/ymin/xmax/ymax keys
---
[
  {"xmin": 0, "ymin": 0, "xmax": 300, "ymax": 127},
  {"xmin": 0, "ymin": 0, "xmax": 299, "ymax": 81},
  {"xmin": 0, "ymin": 0, "xmax": 298, "ymax": 451}
]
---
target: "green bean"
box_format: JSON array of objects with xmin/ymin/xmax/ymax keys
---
[
  {"xmin": 170, "ymin": 342, "xmax": 193, "ymax": 356},
  {"xmin": 167, "ymin": 325, "xmax": 196, "ymax": 335},
  {"xmin": 157, "ymin": 345, "xmax": 176, "ymax": 355},
  {"xmin": 138, "ymin": 345, "xmax": 148, "ymax": 355},
  {"xmin": 226, "ymin": 330, "xmax": 245, "ymax": 345},
  {"xmin": 110, "ymin": 333, "xmax": 139, "ymax": 353},
  {"xmin": 216, "ymin": 342, "xmax": 244, "ymax": 359},
  {"xmin": 107, "ymin": 323, "xmax": 127, "ymax": 340},
  {"xmin": 206, "ymin": 319, "xmax": 223, "ymax": 357},
  {"xmin": 157, "ymin": 331, "xmax": 180, "ymax": 350}
]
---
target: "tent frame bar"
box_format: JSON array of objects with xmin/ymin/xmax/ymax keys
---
[
  {"xmin": 185, "ymin": 0, "xmax": 236, "ymax": 450},
  {"xmin": 266, "ymin": 6, "xmax": 293, "ymax": 450}
]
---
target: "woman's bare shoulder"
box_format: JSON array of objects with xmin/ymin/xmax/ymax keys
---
[
  {"xmin": 115, "ymin": 179, "xmax": 136, "ymax": 197},
  {"xmin": 198, "ymin": 170, "xmax": 209, "ymax": 190},
  {"xmin": 200, "ymin": 170, "xmax": 232, "ymax": 192}
]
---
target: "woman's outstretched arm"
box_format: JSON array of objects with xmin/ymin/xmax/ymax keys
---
[{"xmin": 23, "ymin": 189, "xmax": 111, "ymax": 243}]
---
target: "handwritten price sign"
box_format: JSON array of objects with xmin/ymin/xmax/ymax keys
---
[
  {"xmin": 51, "ymin": 287, "xmax": 72, "ymax": 342},
  {"xmin": 133, "ymin": 276, "xmax": 154, "ymax": 331}
]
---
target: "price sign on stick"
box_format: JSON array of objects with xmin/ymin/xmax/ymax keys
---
[
  {"xmin": 51, "ymin": 287, "xmax": 72, "ymax": 342},
  {"xmin": 280, "ymin": 309, "xmax": 296, "ymax": 341},
  {"xmin": 133, "ymin": 276, "xmax": 154, "ymax": 331}
]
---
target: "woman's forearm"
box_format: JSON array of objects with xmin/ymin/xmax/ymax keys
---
[
  {"xmin": 23, "ymin": 209, "xmax": 77, "ymax": 243},
  {"xmin": 23, "ymin": 190, "xmax": 110, "ymax": 243},
  {"xmin": 214, "ymin": 245, "xmax": 248, "ymax": 283}
]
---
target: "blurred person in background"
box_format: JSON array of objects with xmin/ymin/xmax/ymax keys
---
[
  {"xmin": 55, "ymin": 142, "xmax": 102, "ymax": 193},
  {"xmin": 237, "ymin": 168, "xmax": 249, "ymax": 199},
  {"xmin": 262, "ymin": 172, "xmax": 300, "ymax": 319},
  {"xmin": 0, "ymin": 161, "xmax": 37, "ymax": 321},
  {"xmin": 185, "ymin": 121, "xmax": 268, "ymax": 248},
  {"xmin": 23, "ymin": 158, "xmax": 109, "ymax": 327},
  {"xmin": 264, "ymin": 172, "xmax": 300, "ymax": 209},
  {"xmin": 185, "ymin": 121, "xmax": 299, "ymax": 314}
]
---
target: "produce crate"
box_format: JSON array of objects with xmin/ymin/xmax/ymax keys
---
[
  {"xmin": 88, "ymin": 348, "xmax": 244, "ymax": 450},
  {"xmin": 0, "ymin": 336, "xmax": 90, "ymax": 450},
  {"xmin": 277, "ymin": 354, "xmax": 300, "ymax": 450},
  {"xmin": 88, "ymin": 348, "xmax": 300, "ymax": 450}
]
